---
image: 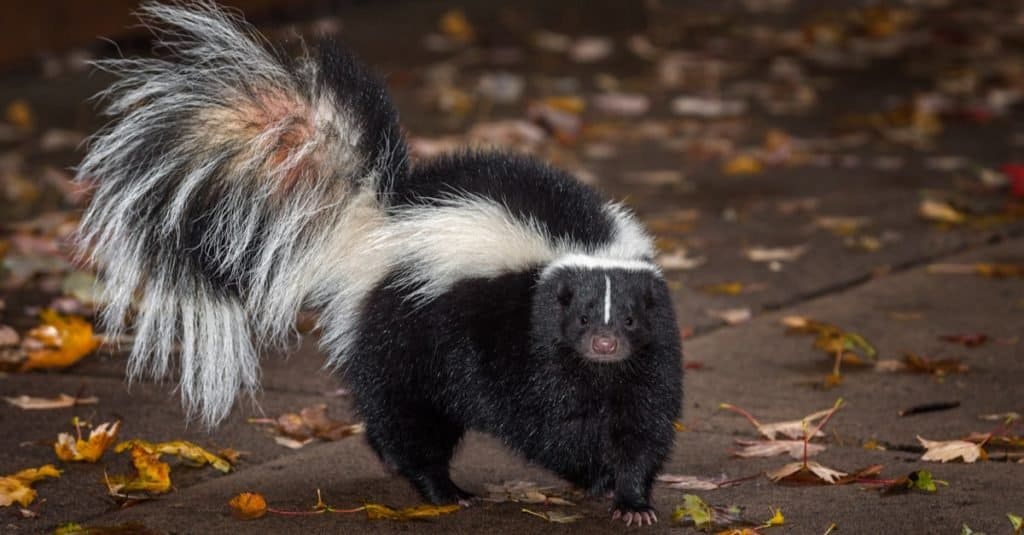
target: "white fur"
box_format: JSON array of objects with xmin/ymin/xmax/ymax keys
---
[{"xmin": 604, "ymin": 275, "xmax": 612, "ymax": 324}]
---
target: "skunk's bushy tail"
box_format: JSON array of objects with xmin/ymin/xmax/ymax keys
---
[{"xmin": 77, "ymin": 1, "xmax": 406, "ymax": 426}]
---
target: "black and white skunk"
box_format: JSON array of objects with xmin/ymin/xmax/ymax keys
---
[{"xmin": 77, "ymin": 2, "xmax": 682, "ymax": 526}]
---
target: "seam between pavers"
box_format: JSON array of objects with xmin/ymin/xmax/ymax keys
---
[{"xmin": 685, "ymin": 229, "xmax": 1023, "ymax": 340}]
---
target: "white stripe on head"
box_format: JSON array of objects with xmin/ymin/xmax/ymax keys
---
[
  {"xmin": 604, "ymin": 275, "xmax": 611, "ymax": 324},
  {"xmin": 540, "ymin": 254, "xmax": 660, "ymax": 280}
]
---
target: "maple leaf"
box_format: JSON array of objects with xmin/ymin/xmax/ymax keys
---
[
  {"xmin": 19, "ymin": 310, "xmax": 101, "ymax": 371},
  {"xmin": 4, "ymin": 393, "xmax": 98, "ymax": 409},
  {"xmin": 720, "ymin": 402, "xmax": 838, "ymax": 440},
  {"xmin": 0, "ymin": 465, "xmax": 60, "ymax": 507},
  {"xmin": 918, "ymin": 436, "xmax": 986, "ymax": 463},
  {"xmin": 229, "ymin": 492, "xmax": 267, "ymax": 520},
  {"xmin": 116, "ymin": 439, "xmax": 232, "ymax": 473},
  {"xmin": 1009, "ymin": 513, "xmax": 1022, "ymax": 535},
  {"xmin": 253, "ymin": 404, "xmax": 364, "ymax": 447},
  {"xmin": 54, "ymin": 420, "xmax": 121, "ymax": 462},
  {"xmin": 522, "ymin": 508, "xmax": 584, "ymax": 523},
  {"xmin": 106, "ymin": 446, "xmax": 172, "ymax": 494},
  {"xmin": 657, "ymin": 474, "xmax": 742, "ymax": 491}
]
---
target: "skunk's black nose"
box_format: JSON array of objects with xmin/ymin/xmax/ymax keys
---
[{"xmin": 592, "ymin": 336, "xmax": 618, "ymax": 355}]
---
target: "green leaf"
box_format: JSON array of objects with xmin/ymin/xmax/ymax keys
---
[{"xmin": 1009, "ymin": 513, "xmax": 1022, "ymax": 535}]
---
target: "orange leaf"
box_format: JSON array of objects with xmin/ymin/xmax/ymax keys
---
[
  {"xmin": 0, "ymin": 465, "xmax": 60, "ymax": 507},
  {"xmin": 229, "ymin": 492, "xmax": 267, "ymax": 519},
  {"xmin": 106, "ymin": 446, "xmax": 172, "ymax": 494},
  {"xmin": 20, "ymin": 310, "xmax": 100, "ymax": 371}
]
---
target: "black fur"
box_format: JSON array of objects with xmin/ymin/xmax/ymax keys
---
[{"xmin": 345, "ymin": 265, "xmax": 682, "ymax": 513}]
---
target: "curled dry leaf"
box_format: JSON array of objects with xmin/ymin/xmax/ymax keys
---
[
  {"xmin": 709, "ymin": 307, "xmax": 752, "ymax": 325},
  {"xmin": 734, "ymin": 439, "xmax": 826, "ymax": 459},
  {"xmin": 54, "ymin": 420, "xmax": 121, "ymax": 462},
  {"xmin": 720, "ymin": 402, "xmax": 836, "ymax": 441},
  {"xmin": 5, "ymin": 393, "xmax": 98, "ymax": 410},
  {"xmin": 918, "ymin": 436, "xmax": 985, "ymax": 463},
  {"xmin": 657, "ymin": 474, "xmax": 742, "ymax": 491},
  {"xmin": 657, "ymin": 250, "xmax": 706, "ymax": 271},
  {"xmin": 229, "ymin": 492, "xmax": 268, "ymax": 520},
  {"xmin": 522, "ymin": 508, "xmax": 585, "ymax": 523},
  {"xmin": 115, "ymin": 440, "xmax": 232, "ymax": 472},
  {"xmin": 20, "ymin": 310, "xmax": 101, "ymax": 372},
  {"xmin": 0, "ymin": 465, "xmax": 60, "ymax": 507},
  {"xmin": 258, "ymin": 404, "xmax": 365, "ymax": 447},
  {"xmin": 767, "ymin": 461, "xmax": 847, "ymax": 484},
  {"xmin": 919, "ymin": 199, "xmax": 966, "ymax": 224}
]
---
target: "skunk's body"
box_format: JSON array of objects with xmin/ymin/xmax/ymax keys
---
[{"xmin": 78, "ymin": 3, "xmax": 682, "ymax": 524}]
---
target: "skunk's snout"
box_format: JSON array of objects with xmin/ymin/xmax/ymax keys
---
[{"xmin": 591, "ymin": 335, "xmax": 618, "ymax": 355}]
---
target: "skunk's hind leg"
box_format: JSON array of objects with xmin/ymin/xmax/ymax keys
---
[{"xmin": 363, "ymin": 402, "xmax": 472, "ymax": 505}]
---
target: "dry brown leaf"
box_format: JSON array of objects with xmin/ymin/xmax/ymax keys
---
[
  {"xmin": 919, "ymin": 199, "xmax": 966, "ymax": 224},
  {"xmin": 734, "ymin": 440, "xmax": 825, "ymax": 459},
  {"xmin": 483, "ymin": 480, "xmax": 575, "ymax": 505},
  {"xmin": 0, "ymin": 465, "xmax": 60, "ymax": 507},
  {"xmin": 438, "ymin": 10, "xmax": 474, "ymax": 43},
  {"xmin": 5, "ymin": 393, "xmax": 98, "ymax": 410},
  {"xmin": 657, "ymin": 250, "xmax": 706, "ymax": 270},
  {"xmin": 229, "ymin": 492, "xmax": 267, "ymax": 519},
  {"xmin": 20, "ymin": 310, "xmax": 101, "ymax": 371},
  {"xmin": 264, "ymin": 404, "xmax": 364, "ymax": 444},
  {"xmin": 723, "ymin": 155, "xmax": 764, "ymax": 175},
  {"xmin": 767, "ymin": 461, "xmax": 847, "ymax": 484},
  {"xmin": 918, "ymin": 436, "xmax": 985, "ymax": 463},
  {"xmin": 5, "ymin": 99, "xmax": 34, "ymax": 130},
  {"xmin": 720, "ymin": 403, "xmax": 834, "ymax": 440},
  {"xmin": 522, "ymin": 508, "xmax": 584, "ymax": 523},
  {"xmin": 54, "ymin": 420, "xmax": 121, "ymax": 462},
  {"xmin": 657, "ymin": 474, "xmax": 741, "ymax": 490},
  {"xmin": 116, "ymin": 439, "xmax": 232, "ymax": 473},
  {"xmin": 709, "ymin": 308, "xmax": 752, "ymax": 325}
]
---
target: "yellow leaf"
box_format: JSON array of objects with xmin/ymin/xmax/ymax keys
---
[
  {"xmin": 723, "ymin": 155, "xmax": 763, "ymax": 175},
  {"xmin": 364, "ymin": 503, "xmax": 460, "ymax": 521},
  {"xmin": 54, "ymin": 421, "xmax": 120, "ymax": 462},
  {"xmin": 229, "ymin": 492, "xmax": 267, "ymax": 519},
  {"xmin": 700, "ymin": 282, "xmax": 745, "ymax": 296},
  {"xmin": 919, "ymin": 199, "xmax": 966, "ymax": 225},
  {"xmin": 763, "ymin": 507, "xmax": 785, "ymax": 527},
  {"xmin": 438, "ymin": 9, "xmax": 475, "ymax": 43},
  {"xmin": 116, "ymin": 439, "xmax": 231, "ymax": 473},
  {"xmin": 106, "ymin": 446, "xmax": 172, "ymax": 494},
  {"xmin": 0, "ymin": 464, "xmax": 60, "ymax": 507},
  {"xmin": 5, "ymin": 99, "xmax": 34, "ymax": 130},
  {"xmin": 20, "ymin": 310, "xmax": 101, "ymax": 371},
  {"xmin": 543, "ymin": 96, "xmax": 586, "ymax": 114}
]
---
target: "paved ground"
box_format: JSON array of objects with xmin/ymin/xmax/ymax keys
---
[{"xmin": 1, "ymin": 1, "xmax": 1022, "ymax": 534}]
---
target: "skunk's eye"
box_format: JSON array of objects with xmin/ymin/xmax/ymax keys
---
[
  {"xmin": 579, "ymin": 315, "xmax": 589, "ymax": 326},
  {"xmin": 624, "ymin": 317, "xmax": 635, "ymax": 328}
]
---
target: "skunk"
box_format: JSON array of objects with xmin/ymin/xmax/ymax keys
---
[{"xmin": 77, "ymin": 2, "xmax": 682, "ymax": 526}]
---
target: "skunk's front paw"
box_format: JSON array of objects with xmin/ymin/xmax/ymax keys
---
[{"xmin": 611, "ymin": 503, "xmax": 658, "ymax": 527}]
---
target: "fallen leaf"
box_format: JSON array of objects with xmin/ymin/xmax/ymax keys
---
[
  {"xmin": 918, "ymin": 435, "xmax": 985, "ymax": 463},
  {"xmin": 928, "ymin": 263, "xmax": 1024, "ymax": 278},
  {"xmin": 671, "ymin": 96, "xmax": 746, "ymax": 118},
  {"xmin": 568, "ymin": 37, "xmax": 613, "ymax": 63},
  {"xmin": 363, "ymin": 503, "xmax": 460, "ymax": 521},
  {"xmin": 54, "ymin": 420, "xmax": 121, "ymax": 462},
  {"xmin": 658, "ymin": 250, "xmax": 706, "ymax": 270},
  {"xmin": 939, "ymin": 334, "xmax": 988, "ymax": 348},
  {"xmin": 20, "ymin": 310, "xmax": 101, "ymax": 371},
  {"xmin": 815, "ymin": 216, "xmax": 872, "ymax": 236},
  {"xmin": 53, "ymin": 522, "xmax": 159, "ymax": 534},
  {"xmin": 672, "ymin": 494, "xmax": 747, "ymax": 531},
  {"xmin": 657, "ymin": 474, "xmax": 743, "ymax": 490},
  {"xmin": 5, "ymin": 393, "xmax": 98, "ymax": 410},
  {"xmin": 733, "ymin": 440, "xmax": 825, "ymax": 459},
  {"xmin": 115, "ymin": 439, "xmax": 231, "ymax": 473},
  {"xmin": 720, "ymin": 402, "xmax": 837, "ymax": 440},
  {"xmin": 709, "ymin": 308, "xmax": 752, "ymax": 325},
  {"xmin": 438, "ymin": 10, "xmax": 474, "ymax": 44},
  {"xmin": 229, "ymin": 492, "xmax": 267, "ymax": 520},
  {"xmin": 522, "ymin": 508, "xmax": 584, "ymax": 523},
  {"xmin": 902, "ymin": 353, "xmax": 968, "ymax": 376},
  {"xmin": 919, "ymin": 199, "xmax": 966, "ymax": 224},
  {"xmin": 700, "ymin": 282, "xmax": 746, "ymax": 296},
  {"xmin": 1009, "ymin": 513, "xmax": 1022, "ymax": 535},
  {"xmin": 105, "ymin": 446, "xmax": 172, "ymax": 494},
  {"xmin": 767, "ymin": 461, "xmax": 847, "ymax": 484},
  {"xmin": 745, "ymin": 245, "xmax": 808, "ymax": 263},
  {"xmin": 0, "ymin": 465, "xmax": 60, "ymax": 507},
  {"xmin": 5, "ymin": 99, "xmax": 34, "ymax": 130},
  {"xmin": 483, "ymin": 480, "xmax": 574, "ymax": 505},
  {"xmin": 0, "ymin": 325, "xmax": 18, "ymax": 346},
  {"xmin": 763, "ymin": 508, "xmax": 785, "ymax": 527},
  {"xmin": 723, "ymin": 155, "xmax": 764, "ymax": 175}
]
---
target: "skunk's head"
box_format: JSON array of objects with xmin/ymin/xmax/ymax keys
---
[{"xmin": 534, "ymin": 257, "xmax": 668, "ymax": 364}]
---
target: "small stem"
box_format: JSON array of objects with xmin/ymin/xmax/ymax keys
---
[
  {"xmin": 267, "ymin": 508, "xmax": 326, "ymax": 517},
  {"xmin": 720, "ymin": 403, "xmax": 762, "ymax": 430}
]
